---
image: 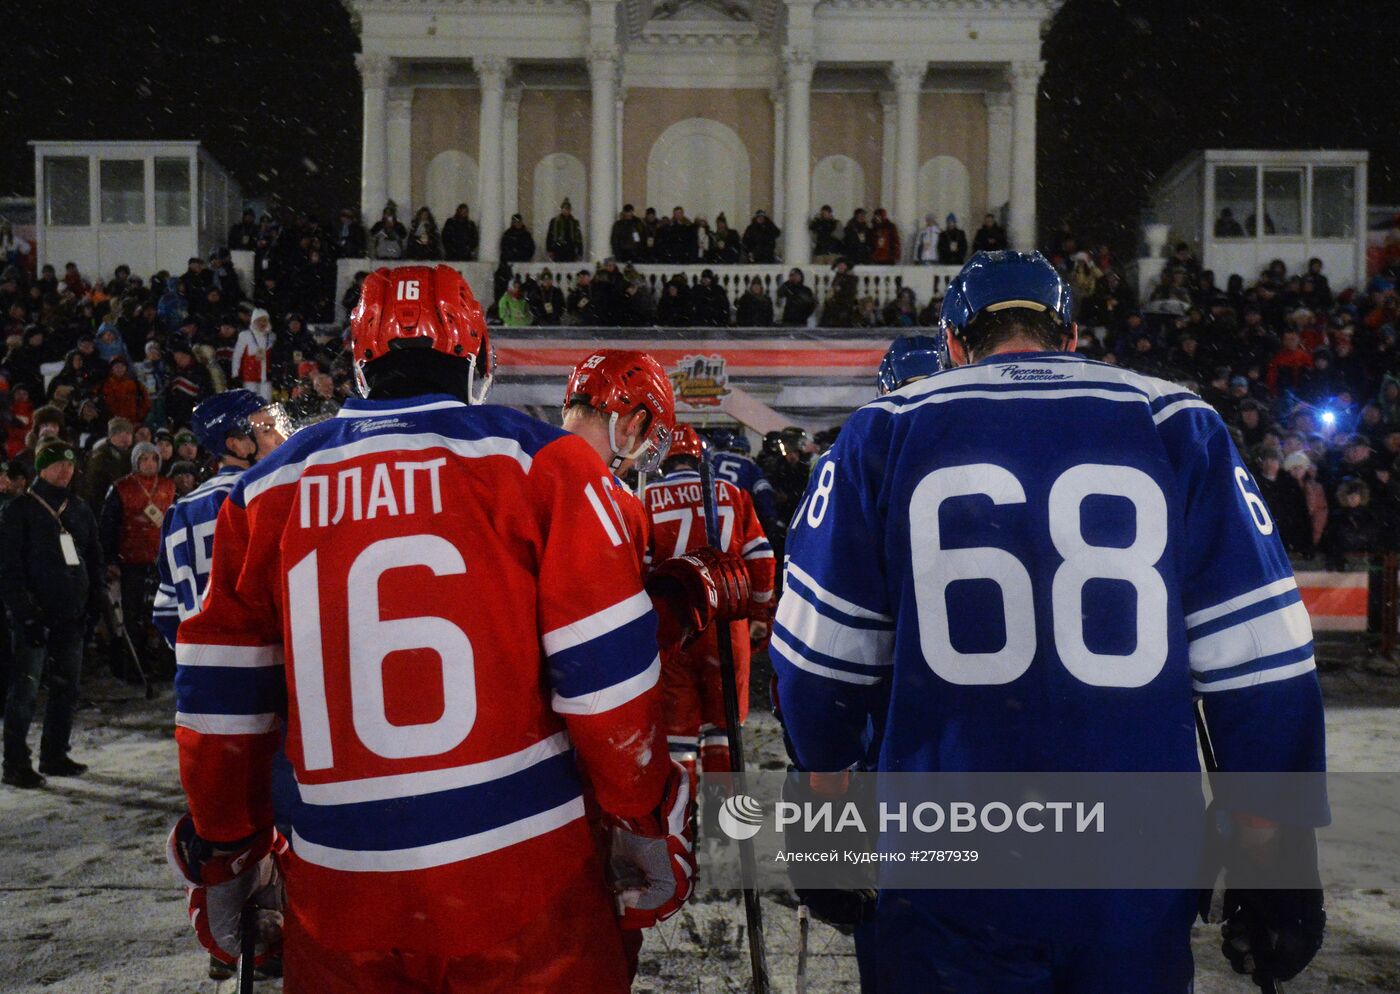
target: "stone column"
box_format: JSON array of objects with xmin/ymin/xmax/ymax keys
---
[
  {"xmin": 588, "ymin": 47, "xmax": 620, "ymax": 262},
  {"xmin": 503, "ymin": 86, "xmax": 522, "ymax": 223},
  {"xmin": 782, "ymin": 46, "xmax": 814, "ymax": 266},
  {"xmin": 355, "ymin": 53, "xmax": 390, "ymax": 221},
  {"xmin": 1008, "ymin": 60, "xmax": 1044, "ymax": 252},
  {"xmin": 984, "ymin": 90, "xmax": 1012, "ymax": 217},
  {"xmin": 476, "ymin": 55, "xmax": 508, "ymax": 264},
  {"xmin": 770, "ymin": 87, "xmax": 785, "ymax": 225},
  {"xmin": 880, "ymin": 89, "xmax": 896, "ymax": 211},
  {"xmin": 891, "ymin": 60, "xmax": 924, "ymax": 258},
  {"xmin": 386, "ymin": 87, "xmax": 414, "ymax": 215},
  {"xmin": 616, "ymin": 89, "xmax": 626, "ymax": 211}
]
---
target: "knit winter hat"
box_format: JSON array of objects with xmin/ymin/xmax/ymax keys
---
[
  {"xmin": 250, "ymin": 308, "xmax": 271, "ymax": 330},
  {"xmin": 35, "ymin": 441, "xmax": 76, "ymax": 473},
  {"xmin": 108, "ymin": 417, "xmax": 135, "ymax": 436},
  {"xmin": 131, "ymin": 441, "xmax": 161, "ymax": 472}
]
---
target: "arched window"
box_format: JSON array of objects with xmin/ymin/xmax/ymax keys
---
[
  {"xmin": 532, "ymin": 153, "xmax": 587, "ymax": 248},
  {"xmin": 812, "ymin": 155, "xmax": 867, "ymax": 222},
  {"xmin": 646, "ymin": 118, "xmax": 751, "ymax": 226},
  {"xmin": 425, "ymin": 151, "xmax": 478, "ymax": 228},
  {"xmin": 918, "ymin": 156, "xmax": 971, "ymax": 230}
]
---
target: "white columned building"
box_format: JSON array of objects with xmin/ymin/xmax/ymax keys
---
[
  {"xmin": 385, "ymin": 87, "xmax": 413, "ymax": 213},
  {"xmin": 355, "ymin": 53, "xmax": 389, "ymax": 218},
  {"xmin": 346, "ymin": 0, "xmax": 1059, "ymax": 264},
  {"xmin": 891, "ymin": 60, "xmax": 924, "ymax": 249},
  {"xmin": 781, "ymin": 46, "xmax": 815, "ymax": 265},
  {"xmin": 503, "ymin": 87, "xmax": 522, "ymax": 222},
  {"xmin": 770, "ymin": 87, "xmax": 786, "ymax": 229},
  {"xmin": 984, "ymin": 89, "xmax": 1013, "ymax": 219},
  {"xmin": 475, "ymin": 55, "xmax": 508, "ymax": 264},
  {"xmin": 588, "ymin": 48, "xmax": 619, "ymax": 259},
  {"xmin": 879, "ymin": 90, "xmax": 896, "ymax": 211},
  {"xmin": 1008, "ymin": 60, "xmax": 1045, "ymax": 252}
]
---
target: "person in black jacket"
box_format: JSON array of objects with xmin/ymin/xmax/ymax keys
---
[
  {"xmin": 332, "ymin": 208, "xmax": 368, "ymax": 259},
  {"xmin": 657, "ymin": 207, "xmax": 694, "ymax": 264},
  {"xmin": 610, "ymin": 204, "xmax": 644, "ymax": 263},
  {"xmin": 810, "ymin": 205, "xmax": 842, "ymax": 262},
  {"xmin": 708, "ymin": 214, "xmax": 742, "ymax": 264},
  {"xmin": 741, "ymin": 210, "xmax": 781, "ymax": 264},
  {"xmin": 227, "ymin": 208, "xmax": 258, "ymax": 252},
  {"xmin": 441, "ymin": 204, "xmax": 480, "ymax": 261},
  {"xmin": 528, "ymin": 269, "xmax": 566, "ymax": 325},
  {"xmin": 500, "ymin": 214, "xmax": 536, "ymax": 264},
  {"xmin": 692, "ymin": 270, "xmax": 732, "ymax": 327},
  {"xmin": 777, "ymin": 268, "xmax": 817, "ymax": 326},
  {"xmin": 735, "ymin": 278, "xmax": 774, "ymax": 327},
  {"xmin": 842, "ymin": 209, "xmax": 872, "ymax": 264},
  {"xmin": 1252, "ymin": 445, "xmax": 1312, "ymax": 555},
  {"xmin": 656, "ymin": 276, "xmax": 693, "ymax": 326},
  {"xmin": 937, "ymin": 214, "xmax": 968, "ymax": 264},
  {"xmin": 0, "ymin": 441, "xmax": 103, "ymax": 788},
  {"xmin": 971, "ymin": 213, "xmax": 1007, "ymax": 254}
]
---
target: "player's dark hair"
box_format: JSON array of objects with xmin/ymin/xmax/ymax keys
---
[
  {"xmin": 959, "ymin": 307, "xmax": 1065, "ymax": 361},
  {"xmin": 662, "ymin": 453, "xmax": 700, "ymax": 474},
  {"xmin": 363, "ymin": 342, "xmax": 477, "ymax": 402}
]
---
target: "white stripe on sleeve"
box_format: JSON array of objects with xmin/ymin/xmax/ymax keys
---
[
  {"xmin": 552, "ymin": 654, "xmax": 661, "ymax": 715},
  {"xmin": 1188, "ymin": 600, "xmax": 1313, "ymax": 674},
  {"xmin": 541, "ymin": 591, "xmax": 652, "ymax": 656}
]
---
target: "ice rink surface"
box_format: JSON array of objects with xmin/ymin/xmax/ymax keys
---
[{"xmin": 1, "ymin": 663, "xmax": 1396, "ymax": 994}]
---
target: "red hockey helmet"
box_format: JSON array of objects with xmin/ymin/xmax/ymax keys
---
[
  {"xmin": 350, "ymin": 264, "xmax": 494, "ymax": 403},
  {"xmin": 564, "ymin": 349, "xmax": 675, "ymax": 473},
  {"xmin": 665, "ymin": 423, "xmax": 706, "ymax": 465}
]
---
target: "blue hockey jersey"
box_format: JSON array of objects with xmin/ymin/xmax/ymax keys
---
[
  {"xmin": 153, "ymin": 466, "xmax": 243, "ymax": 647},
  {"xmin": 773, "ymin": 352, "xmax": 1326, "ymax": 790},
  {"xmin": 711, "ymin": 451, "xmax": 778, "ymax": 522}
]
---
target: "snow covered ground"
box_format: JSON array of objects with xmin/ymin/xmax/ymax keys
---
[{"xmin": 1, "ymin": 667, "xmax": 1397, "ymax": 994}]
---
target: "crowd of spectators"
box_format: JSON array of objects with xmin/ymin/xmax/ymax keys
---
[
  {"xmin": 5, "ymin": 199, "xmax": 1400, "ymax": 706},
  {"xmin": 1069, "ymin": 232, "xmax": 1400, "ymax": 573},
  {"xmin": 0, "ymin": 240, "xmax": 358, "ymax": 712}
]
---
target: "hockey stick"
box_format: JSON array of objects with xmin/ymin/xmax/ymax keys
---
[
  {"xmin": 99, "ymin": 582, "xmax": 154, "ymax": 700},
  {"xmin": 697, "ymin": 454, "xmax": 770, "ymax": 994},
  {"xmin": 795, "ymin": 904, "xmax": 810, "ymax": 994},
  {"xmin": 1195, "ymin": 701, "xmax": 1281, "ymax": 994},
  {"xmin": 235, "ymin": 904, "xmax": 257, "ymax": 994}
]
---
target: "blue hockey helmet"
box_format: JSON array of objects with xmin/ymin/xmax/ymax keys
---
[
  {"xmin": 191, "ymin": 389, "xmax": 267, "ymax": 454},
  {"xmin": 705, "ymin": 427, "xmax": 750, "ymax": 455},
  {"xmin": 877, "ymin": 333, "xmax": 946, "ymax": 395},
  {"xmin": 939, "ymin": 251, "xmax": 1074, "ymax": 353}
]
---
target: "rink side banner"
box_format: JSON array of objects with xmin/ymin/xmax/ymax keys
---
[
  {"xmin": 1295, "ymin": 570, "xmax": 1369, "ymax": 632},
  {"xmin": 696, "ymin": 772, "xmax": 1400, "ymax": 891},
  {"xmin": 489, "ymin": 326, "xmax": 891, "ymax": 425}
]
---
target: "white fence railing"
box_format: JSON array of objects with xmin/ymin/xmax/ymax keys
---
[
  {"xmin": 508, "ymin": 263, "xmax": 960, "ymax": 312},
  {"xmin": 333, "ymin": 259, "xmax": 961, "ymax": 321}
]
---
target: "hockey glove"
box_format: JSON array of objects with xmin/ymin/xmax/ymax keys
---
[
  {"xmin": 1216, "ymin": 821, "xmax": 1325, "ymax": 983},
  {"xmin": 646, "ymin": 547, "xmax": 752, "ymax": 638},
  {"xmin": 608, "ymin": 760, "xmax": 697, "ymax": 929},
  {"xmin": 1220, "ymin": 887, "xmax": 1325, "ymax": 982},
  {"xmin": 166, "ymin": 812, "xmax": 287, "ymax": 968}
]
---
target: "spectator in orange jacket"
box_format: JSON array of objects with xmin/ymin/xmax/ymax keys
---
[
  {"xmin": 1266, "ymin": 329, "xmax": 1314, "ymax": 397},
  {"xmin": 97, "ymin": 357, "xmax": 151, "ymax": 425}
]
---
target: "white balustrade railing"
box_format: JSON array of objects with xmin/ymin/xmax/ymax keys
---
[
  {"xmin": 508, "ymin": 262, "xmax": 961, "ymax": 312},
  {"xmin": 333, "ymin": 258, "xmax": 962, "ymax": 322}
]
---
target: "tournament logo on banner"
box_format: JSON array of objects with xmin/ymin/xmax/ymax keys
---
[{"xmin": 669, "ymin": 354, "xmax": 731, "ymax": 408}]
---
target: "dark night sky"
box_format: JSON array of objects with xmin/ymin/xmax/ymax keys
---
[{"xmin": 1, "ymin": 0, "xmax": 1396, "ymax": 258}]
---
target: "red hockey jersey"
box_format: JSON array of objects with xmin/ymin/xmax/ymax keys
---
[
  {"xmin": 174, "ymin": 395, "xmax": 668, "ymax": 957},
  {"xmin": 644, "ymin": 468, "xmax": 775, "ymax": 603}
]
